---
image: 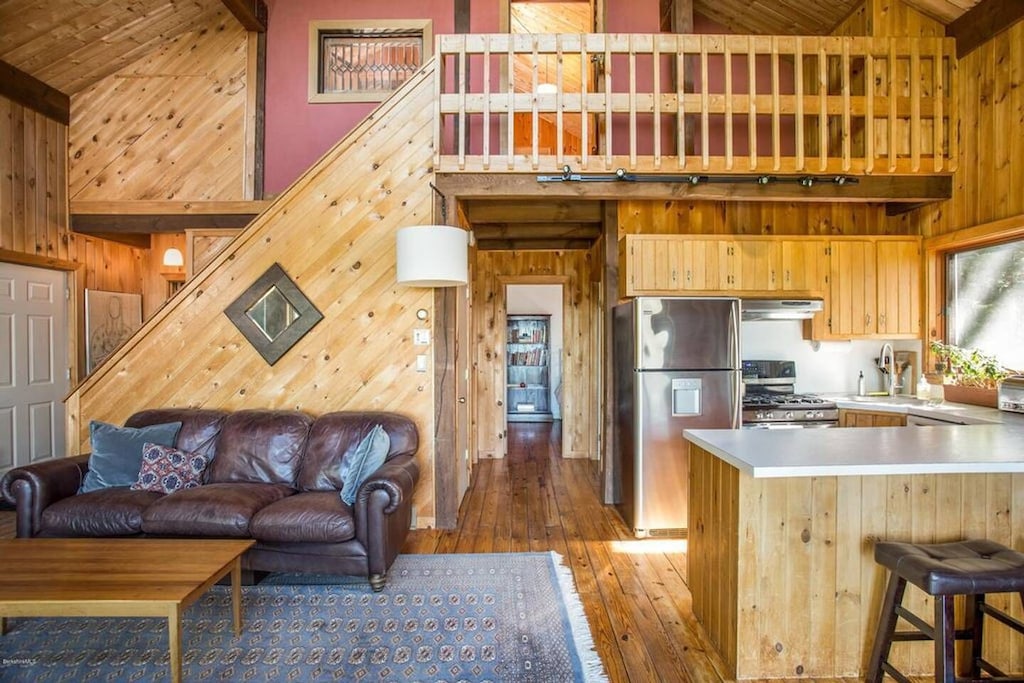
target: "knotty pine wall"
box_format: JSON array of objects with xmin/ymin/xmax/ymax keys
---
[
  {"xmin": 0, "ymin": 95, "xmax": 146, "ymax": 380},
  {"xmin": 617, "ymin": 200, "xmax": 917, "ymax": 237},
  {"xmin": 67, "ymin": 65, "xmax": 442, "ymax": 525},
  {"xmin": 68, "ymin": 19, "xmax": 251, "ymax": 202},
  {"xmin": 472, "ymin": 248, "xmax": 600, "ymax": 461},
  {"xmin": 908, "ymin": 20, "xmax": 1024, "ymax": 237}
]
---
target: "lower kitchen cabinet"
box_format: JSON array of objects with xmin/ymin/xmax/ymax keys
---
[{"xmin": 838, "ymin": 408, "xmax": 907, "ymax": 427}]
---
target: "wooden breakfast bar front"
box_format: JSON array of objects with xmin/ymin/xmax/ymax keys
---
[{"xmin": 683, "ymin": 424, "xmax": 1024, "ymax": 680}]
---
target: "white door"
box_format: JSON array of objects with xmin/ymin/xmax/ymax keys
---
[{"xmin": 0, "ymin": 262, "xmax": 69, "ymax": 474}]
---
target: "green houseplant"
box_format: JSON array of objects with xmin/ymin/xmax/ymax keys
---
[{"xmin": 928, "ymin": 341, "xmax": 1011, "ymax": 407}]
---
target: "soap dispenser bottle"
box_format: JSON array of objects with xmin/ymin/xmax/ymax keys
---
[
  {"xmin": 857, "ymin": 371, "xmax": 865, "ymax": 396},
  {"xmin": 916, "ymin": 373, "xmax": 930, "ymax": 400}
]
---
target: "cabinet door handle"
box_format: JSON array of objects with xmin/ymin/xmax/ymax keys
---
[
  {"xmin": 879, "ymin": 314, "xmax": 886, "ymax": 328},
  {"xmin": 865, "ymin": 313, "xmax": 871, "ymax": 326}
]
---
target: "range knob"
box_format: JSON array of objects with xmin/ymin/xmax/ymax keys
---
[{"xmin": 785, "ymin": 411, "xmax": 794, "ymax": 419}]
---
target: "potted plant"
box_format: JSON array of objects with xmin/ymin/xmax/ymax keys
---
[{"xmin": 928, "ymin": 341, "xmax": 1011, "ymax": 407}]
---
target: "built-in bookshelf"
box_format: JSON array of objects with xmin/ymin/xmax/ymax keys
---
[{"xmin": 506, "ymin": 315, "xmax": 552, "ymax": 422}]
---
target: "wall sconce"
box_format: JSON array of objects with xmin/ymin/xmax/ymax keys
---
[
  {"xmin": 162, "ymin": 248, "xmax": 184, "ymax": 267},
  {"xmin": 396, "ymin": 225, "xmax": 468, "ymax": 287}
]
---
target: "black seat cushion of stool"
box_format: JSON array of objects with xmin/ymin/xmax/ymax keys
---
[{"xmin": 875, "ymin": 539, "xmax": 1024, "ymax": 596}]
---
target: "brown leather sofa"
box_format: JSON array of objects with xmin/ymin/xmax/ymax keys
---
[{"xmin": 0, "ymin": 408, "xmax": 420, "ymax": 591}]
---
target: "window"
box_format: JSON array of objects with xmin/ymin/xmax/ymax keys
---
[
  {"xmin": 308, "ymin": 20, "xmax": 432, "ymax": 103},
  {"xmin": 946, "ymin": 238, "xmax": 1024, "ymax": 371}
]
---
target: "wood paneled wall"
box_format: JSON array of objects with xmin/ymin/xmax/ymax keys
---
[
  {"xmin": 833, "ymin": 0, "xmax": 944, "ymax": 38},
  {"xmin": 909, "ymin": 20, "xmax": 1024, "ymax": 237},
  {"xmin": 617, "ymin": 199, "xmax": 916, "ymax": 236},
  {"xmin": 68, "ymin": 19, "xmax": 250, "ymax": 202},
  {"xmin": 67, "ymin": 65, "xmax": 441, "ymax": 525},
  {"xmin": 472, "ymin": 249, "xmax": 599, "ymax": 461},
  {"xmin": 0, "ymin": 95, "xmax": 145, "ymax": 380}
]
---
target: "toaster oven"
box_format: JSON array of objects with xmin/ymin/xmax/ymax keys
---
[{"xmin": 998, "ymin": 376, "xmax": 1024, "ymax": 413}]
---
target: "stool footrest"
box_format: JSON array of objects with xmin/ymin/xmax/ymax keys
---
[{"xmin": 979, "ymin": 602, "xmax": 1024, "ymax": 635}]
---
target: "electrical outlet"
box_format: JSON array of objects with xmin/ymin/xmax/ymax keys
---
[{"xmin": 413, "ymin": 329, "xmax": 430, "ymax": 345}]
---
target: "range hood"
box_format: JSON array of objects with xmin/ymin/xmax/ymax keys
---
[{"xmin": 741, "ymin": 298, "xmax": 824, "ymax": 321}]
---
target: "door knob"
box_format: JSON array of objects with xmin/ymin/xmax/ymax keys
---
[{"xmin": 458, "ymin": 397, "xmax": 466, "ymax": 403}]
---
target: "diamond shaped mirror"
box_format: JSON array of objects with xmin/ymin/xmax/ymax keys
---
[{"xmin": 225, "ymin": 263, "xmax": 323, "ymax": 365}]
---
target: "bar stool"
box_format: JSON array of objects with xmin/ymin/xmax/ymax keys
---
[{"xmin": 867, "ymin": 539, "xmax": 1024, "ymax": 682}]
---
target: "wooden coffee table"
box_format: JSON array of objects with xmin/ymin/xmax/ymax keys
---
[{"xmin": 0, "ymin": 538, "xmax": 255, "ymax": 683}]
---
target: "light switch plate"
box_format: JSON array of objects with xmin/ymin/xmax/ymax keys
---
[
  {"xmin": 416, "ymin": 354, "xmax": 428, "ymax": 372},
  {"xmin": 413, "ymin": 329, "xmax": 430, "ymax": 345}
]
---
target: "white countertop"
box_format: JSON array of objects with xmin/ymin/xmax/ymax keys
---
[
  {"xmin": 684, "ymin": 421, "xmax": 1024, "ymax": 478},
  {"xmin": 824, "ymin": 394, "xmax": 1018, "ymax": 425}
]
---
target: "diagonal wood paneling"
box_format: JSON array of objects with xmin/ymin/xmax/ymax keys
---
[
  {"xmin": 67, "ymin": 63, "xmax": 442, "ymax": 524},
  {"xmin": 68, "ymin": 18, "xmax": 249, "ymax": 201},
  {"xmin": 0, "ymin": 0, "xmax": 228, "ymax": 95}
]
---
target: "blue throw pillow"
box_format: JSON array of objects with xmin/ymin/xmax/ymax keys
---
[
  {"xmin": 339, "ymin": 424, "xmax": 390, "ymax": 506},
  {"xmin": 80, "ymin": 420, "xmax": 182, "ymax": 493}
]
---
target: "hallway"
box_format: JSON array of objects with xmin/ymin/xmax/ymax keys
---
[{"xmin": 403, "ymin": 422, "xmax": 733, "ymax": 682}]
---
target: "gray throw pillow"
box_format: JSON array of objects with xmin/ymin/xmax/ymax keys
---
[
  {"xmin": 80, "ymin": 420, "xmax": 182, "ymax": 493},
  {"xmin": 339, "ymin": 424, "xmax": 390, "ymax": 506}
]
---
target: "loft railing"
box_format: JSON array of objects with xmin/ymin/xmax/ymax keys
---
[{"xmin": 435, "ymin": 33, "xmax": 957, "ymax": 175}]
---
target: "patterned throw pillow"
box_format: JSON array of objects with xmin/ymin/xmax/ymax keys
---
[{"xmin": 131, "ymin": 443, "xmax": 210, "ymax": 494}]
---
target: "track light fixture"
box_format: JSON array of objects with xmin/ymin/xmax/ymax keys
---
[{"xmin": 537, "ymin": 166, "xmax": 859, "ymax": 187}]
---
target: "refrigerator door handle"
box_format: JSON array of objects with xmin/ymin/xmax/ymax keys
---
[{"xmin": 732, "ymin": 370, "xmax": 742, "ymax": 428}]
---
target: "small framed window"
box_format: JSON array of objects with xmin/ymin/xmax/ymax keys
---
[{"xmin": 308, "ymin": 20, "xmax": 432, "ymax": 103}]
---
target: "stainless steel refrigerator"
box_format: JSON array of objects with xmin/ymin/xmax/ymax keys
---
[{"xmin": 614, "ymin": 297, "xmax": 741, "ymax": 538}]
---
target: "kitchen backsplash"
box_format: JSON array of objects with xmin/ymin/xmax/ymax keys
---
[{"xmin": 741, "ymin": 320, "xmax": 922, "ymax": 395}]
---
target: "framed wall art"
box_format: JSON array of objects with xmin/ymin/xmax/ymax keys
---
[{"xmin": 85, "ymin": 290, "xmax": 143, "ymax": 373}]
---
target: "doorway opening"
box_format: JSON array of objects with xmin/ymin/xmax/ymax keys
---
[{"xmin": 505, "ymin": 283, "xmax": 563, "ymax": 455}]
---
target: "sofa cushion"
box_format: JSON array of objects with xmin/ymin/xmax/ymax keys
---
[
  {"xmin": 297, "ymin": 412, "xmax": 418, "ymax": 491},
  {"xmin": 205, "ymin": 410, "xmax": 313, "ymax": 485},
  {"xmin": 250, "ymin": 491, "xmax": 356, "ymax": 543},
  {"xmin": 40, "ymin": 488, "xmax": 164, "ymax": 536},
  {"xmin": 339, "ymin": 424, "xmax": 389, "ymax": 505},
  {"xmin": 80, "ymin": 420, "xmax": 182, "ymax": 493},
  {"xmin": 126, "ymin": 409, "xmax": 228, "ymax": 460},
  {"xmin": 131, "ymin": 443, "xmax": 210, "ymax": 494},
  {"xmin": 141, "ymin": 482, "xmax": 294, "ymax": 537}
]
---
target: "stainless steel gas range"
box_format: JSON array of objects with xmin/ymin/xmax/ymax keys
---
[{"xmin": 741, "ymin": 360, "xmax": 839, "ymax": 429}]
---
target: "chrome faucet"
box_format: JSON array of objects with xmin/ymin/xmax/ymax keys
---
[{"xmin": 879, "ymin": 343, "xmax": 896, "ymax": 396}]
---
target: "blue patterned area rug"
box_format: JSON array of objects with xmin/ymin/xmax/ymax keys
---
[{"xmin": 0, "ymin": 551, "xmax": 607, "ymax": 682}]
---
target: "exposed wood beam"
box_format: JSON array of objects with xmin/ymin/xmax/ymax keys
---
[
  {"xmin": 0, "ymin": 59, "xmax": 69, "ymax": 125},
  {"xmin": 472, "ymin": 223, "xmax": 602, "ymax": 240},
  {"xmin": 220, "ymin": 0, "xmax": 268, "ymax": 32},
  {"xmin": 466, "ymin": 200, "xmax": 603, "ymax": 223},
  {"xmin": 70, "ymin": 200, "xmax": 269, "ymax": 235},
  {"xmin": 600, "ymin": 200, "xmax": 619, "ymax": 506},
  {"xmin": 475, "ymin": 238, "xmax": 595, "ymax": 251},
  {"xmin": 80, "ymin": 232, "xmax": 152, "ymax": 249},
  {"xmin": 947, "ymin": 0, "xmax": 1024, "ymax": 58},
  {"xmin": 438, "ymin": 174, "xmax": 953, "ymax": 205},
  {"xmin": 673, "ymin": 0, "xmax": 694, "ymax": 33}
]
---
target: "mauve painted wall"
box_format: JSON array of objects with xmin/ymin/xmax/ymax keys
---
[
  {"xmin": 263, "ymin": 1, "xmax": 792, "ymax": 192},
  {"xmin": 264, "ymin": 0, "xmax": 460, "ymax": 194}
]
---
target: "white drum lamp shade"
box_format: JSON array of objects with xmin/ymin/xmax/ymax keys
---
[{"xmin": 396, "ymin": 225, "xmax": 468, "ymax": 287}]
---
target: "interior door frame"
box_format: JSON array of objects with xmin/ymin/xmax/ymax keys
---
[
  {"xmin": 0, "ymin": 249, "xmax": 83, "ymax": 458},
  {"xmin": 497, "ymin": 274, "xmax": 570, "ymax": 457}
]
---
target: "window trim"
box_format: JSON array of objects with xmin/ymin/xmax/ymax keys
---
[
  {"xmin": 307, "ymin": 19, "xmax": 433, "ymax": 104},
  {"xmin": 923, "ymin": 212, "xmax": 1024, "ymax": 370}
]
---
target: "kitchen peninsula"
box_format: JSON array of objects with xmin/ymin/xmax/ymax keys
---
[{"xmin": 683, "ymin": 421, "xmax": 1024, "ymax": 680}]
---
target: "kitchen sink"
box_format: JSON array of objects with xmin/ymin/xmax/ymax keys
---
[{"xmin": 849, "ymin": 395, "xmax": 926, "ymax": 405}]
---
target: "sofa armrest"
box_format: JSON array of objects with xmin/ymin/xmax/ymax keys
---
[
  {"xmin": 355, "ymin": 455, "xmax": 420, "ymax": 515},
  {"xmin": 354, "ymin": 455, "xmax": 420, "ymax": 583},
  {"xmin": 0, "ymin": 455, "xmax": 90, "ymax": 537}
]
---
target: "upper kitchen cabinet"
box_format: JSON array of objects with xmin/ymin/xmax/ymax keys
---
[
  {"xmin": 811, "ymin": 237, "xmax": 922, "ymax": 341},
  {"xmin": 719, "ymin": 240, "xmax": 781, "ymax": 291},
  {"xmin": 780, "ymin": 240, "xmax": 828, "ymax": 293}
]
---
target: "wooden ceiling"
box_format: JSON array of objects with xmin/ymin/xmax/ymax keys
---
[
  {"xmin": 0, "ymin": 0, "xmax": 230, "ymax": 95},
  {"xmin": 464, "ymin": 199, "xmax": 604, "ymax": 251},
  {"xmin": 691, "ymin": 0, "xmax": 981, "ymax": 35}
]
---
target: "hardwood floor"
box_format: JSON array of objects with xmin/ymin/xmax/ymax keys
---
[
  {"xmin": 0, "ymin": 429, "xmax": 880, "ymax": 682},
  {"xmin": 405, "ymin": 421, "xmax": 738, "ymax": 683}
]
